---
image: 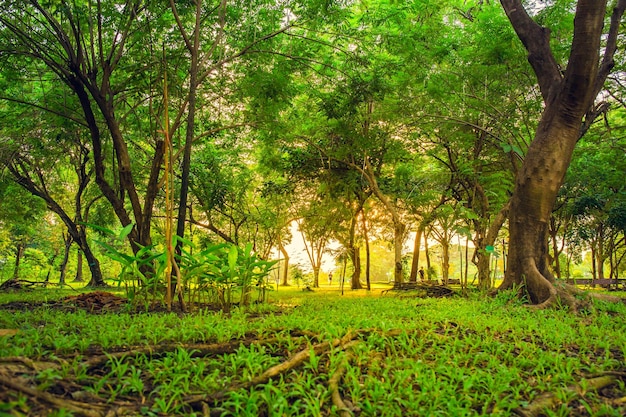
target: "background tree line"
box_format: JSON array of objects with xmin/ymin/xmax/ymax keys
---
[{"xmin": 0, "ymin": 0, "xmax": 625, "ymax": 307}]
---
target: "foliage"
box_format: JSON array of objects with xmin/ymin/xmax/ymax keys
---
[
  {"xmin": 91, "ymin": 224, "xmax": 276, "ymax": 312},
  {"xmin": 0, "ymin": 0, "xmax": 624, "ymax": 304}
]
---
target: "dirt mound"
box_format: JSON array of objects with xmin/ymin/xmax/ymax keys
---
[
  {"xmin": 61, "ymin": 291, "xmax": 128, "ymax": 313},
  {"xmin": 0, "ymin": 291, "xmax": 128, "ymax": 314}
]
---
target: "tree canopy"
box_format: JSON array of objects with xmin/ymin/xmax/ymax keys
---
[{"xmin": 1, "ymin": 0, "xmax": 625, "ymax": 307}]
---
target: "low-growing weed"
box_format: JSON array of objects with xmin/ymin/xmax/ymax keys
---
[{"xmin": 0, "ymin": 288, "xmax": 625, "ymax": 416}]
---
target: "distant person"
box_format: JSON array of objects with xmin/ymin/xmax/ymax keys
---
[
  {"xmin": 328, "ymin": 272, "xmax": 333, "ymax": 285},
  {"xmin": 419, "ymin": 267, "xmax": 425, "ymax": 281}
]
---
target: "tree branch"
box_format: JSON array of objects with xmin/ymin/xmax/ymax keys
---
[{"xmin": 499, "ymin": 0, "xmax": 562, "ymax": 104}]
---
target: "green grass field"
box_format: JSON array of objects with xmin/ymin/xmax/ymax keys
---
[{"xmin": 0, "ymin": 286, "xmax": 625, "ymax": 416}]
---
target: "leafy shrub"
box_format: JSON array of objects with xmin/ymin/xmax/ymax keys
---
[{"xmin": 91, "ymin": 224, "xmax": 276, "ymax": 311}]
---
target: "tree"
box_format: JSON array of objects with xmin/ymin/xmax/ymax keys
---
[
  {"xmin": 559, "ymin": 125, "xmax": 626, "ymax": 280},
  {"xmin": 428, "ymin": 204, "xmax": 468, "ymax": 284},
  {"xmin": 0, "ymin": 181, "xmax": 47, "ymax": 281},
  {"xmin": 296, "ymin": 201, "xmax": 336, "ymax": 288},
  {"xmin": 497, "ymin": 0, "xmax": 626, "ymax": 308}
]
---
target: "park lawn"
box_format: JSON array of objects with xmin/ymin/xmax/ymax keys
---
[{"xmin": 0, "ymin": 286, "xmax": 625, "ymax": 417}]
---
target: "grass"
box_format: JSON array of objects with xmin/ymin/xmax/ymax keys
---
[{"xmin": 0, "ymin": 286, "xmax": 625, "ymax": 416}]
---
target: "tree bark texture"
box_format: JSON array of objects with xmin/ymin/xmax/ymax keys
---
[{"xmin": 499, "ymin": 0, "xmax": 625, "ymax": 307}]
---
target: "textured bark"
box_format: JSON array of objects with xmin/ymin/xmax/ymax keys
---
[{"xmin": 498, "ymin": 0, "xmax": 625, "ymax": 308}]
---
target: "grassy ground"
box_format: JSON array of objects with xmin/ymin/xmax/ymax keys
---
[{"xmin": 0, "ymin": 285, "xmax": 625, "ymax": 416}]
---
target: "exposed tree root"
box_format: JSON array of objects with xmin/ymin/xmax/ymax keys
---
[
  {"xmin": 495, "ymin": 257, "xmax": 625, "ymax": 311},
  {"xmin": 85, "ymin": 336, "xmax": 285, "ymax": 370},
  {"xmin": 0, "ymin": 278, "xmax": 46, "ymax": 290},
  {"xmin": 328, "ymin": 347, "xmax": 358, "ymax": 417},
  {"xmin": 514, "ymin": 375, "xmax": 620, "ymax": 417},
  {"xmin": 185, "ymin": 331, "xmax": 359, "ymax": 406},
  {"xmin": 84, "ymin": 329, "xmax": 318, "ymax": 369},
  {"xmin": 0, "ymin": 372, "xmax": 106, "ymax": 417}
]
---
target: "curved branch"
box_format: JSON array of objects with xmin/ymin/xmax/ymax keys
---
[
  {"xmin": 593, "ymin": 0, "xmax": 626, "ymax": 98},
  {"xmin": 499, "ymin": 0, "xmax": 562, "ymax": 103},
  {"xmin": 0, "ymin": 95, "xmax": 88, "ymax": 127}
]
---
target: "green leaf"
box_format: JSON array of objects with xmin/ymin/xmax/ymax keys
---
[{"xmin": 118, "ymin": 223, "xmax": 135, "ymax": 240}]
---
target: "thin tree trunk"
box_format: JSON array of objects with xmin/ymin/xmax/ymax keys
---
[
  {"xmin": 597, "ymin": 225, "xmax": 605, "ymax": 279},
  {"xmin": 278, "ymin": 238, "xmax": 289, "ymax": 286},
  {"xmin": 424, "ymin": 231, "xmax": 431, "ymax": 280},
  {"xmin": 473, "ymin": 202, "xmax": 509, "ymax": 290},
  {"xmin": 173, "ymin": 0, "xmax": 209, "ymax": 263},
  {"xmin": 442, "ymin": 240, "xmax": 450, "ymax": 284},
  {"xmin": 591, "ymin": 245, "xmax": 597, "ymax": 280},
  {"xmin": 12, "ymin": 243, "xmax": 24, "ymax": 280},
  {"xmin": 361, "ymin": 209, "xmax": 371, "ymax": 290},
  {"xmin": 464, "ymin": 238, "xmax": 470, "ymax": 286},
  {"xmin": 73, "ymin": 251, "xmax": 84, "ymax": 283},
  {"xmin": 348, "ymin": 209, "xmax": 363, "ymax": 290},
  {"xmin": 82, "ymin": 237, "xmax": 105, "ymax": 287},
  {"xmin": 58, "ymin": 234, "xmax": 73, "ymax": 286},
  {"xmin": 393, "ymin": 222, "xmax": 406, "ymax": 283},
  {"xmin": 409, "ymin": 223, "xmax": 423, "ymax": 282},
  {"xmin": 350, "ymin": 246, "xmax": 363, "ymax": 290},
  {"xmin": 45, "ymin": 247, "xmax": 60, "ymax": 286}
]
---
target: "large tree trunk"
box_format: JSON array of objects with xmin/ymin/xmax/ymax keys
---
[
  {"xmin": 350, "ymin": 246, "xmax": 363, "ymax": 290},
  {"xmin": 498, "ymin": 0, "xmax": 625, "ymax": 308},
  {"xmin": 313, "ymin": 265, "xmax": 321, "ymax": 288},
  {"xmin": 549, "ymin": 217, "xmax": 562, "ymax": 279}
]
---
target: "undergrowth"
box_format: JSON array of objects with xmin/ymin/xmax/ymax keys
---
[{"xmin": 0, "ymin": 288, "xmax": 624, "ymax": 416}]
